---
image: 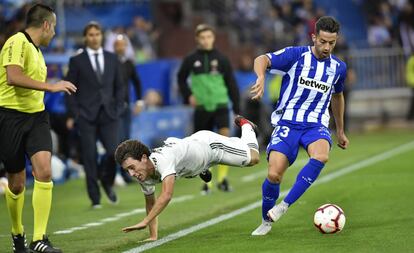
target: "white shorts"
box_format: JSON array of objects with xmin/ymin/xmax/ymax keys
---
[{"xmin": 188, "ymin": 130, "xmax": 252, "ymax": 167}]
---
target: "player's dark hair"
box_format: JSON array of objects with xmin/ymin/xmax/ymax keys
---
[
  {"xmin": 25, "ymin": 4, "xmax": 54, "ymax": 28},
  {"xmin": 83, "ymin": 21, "xmax": 102, "ymax": 36},
  {"xmin": 115, "ymin": 140, "xmax": 151, "ymax": 166},
  {"xmin": 315, "ymin": 16, "xmax": 340, "ymax": 34},
  {"xmin": 195, "ymin": 24, "xmax": 215, "ymax": 36}
]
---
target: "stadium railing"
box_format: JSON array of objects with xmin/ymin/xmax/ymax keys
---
[
  {"xmin": 348, "ymin": 47, "xmax": 407, "ymax": 90},
  {"xmin": 346, "ymin": 47, "xmax": 411, "ymax": 127}
]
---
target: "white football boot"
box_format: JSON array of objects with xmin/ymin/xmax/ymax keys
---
[
  {"xmin": 267, "ymin": 201, "xmax": 289, "ymax": 222},
  {"xmin": 251, "ymin": 220, "xmax": 272, "ymax": 236}
]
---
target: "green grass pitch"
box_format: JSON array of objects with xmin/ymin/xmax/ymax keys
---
[{"xmin": 1, "ymin": 130, "xmax": 413, "ymax": 252}]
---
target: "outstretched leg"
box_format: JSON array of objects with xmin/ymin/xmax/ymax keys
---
[
  {"xmin": 267, "ymin": 139, "xmax": 329, "ymax": 223},
  {"xmin": 283, "ymin": 139, "xmax": 328, "ymax": 205}
]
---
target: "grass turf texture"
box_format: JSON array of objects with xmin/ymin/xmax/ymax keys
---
[{"xmin": 1, "ymin": 130, "xmax": 413, "ymax": 252}]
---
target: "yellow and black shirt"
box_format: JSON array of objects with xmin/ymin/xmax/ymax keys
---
[{"xmin": 0, "ymin": 31, "xmax": 47, "ymax": 113}]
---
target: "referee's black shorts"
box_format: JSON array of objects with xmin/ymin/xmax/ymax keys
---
[
  {"xmin": 194, "ymin": 105, "xmax": 230, "ymax": 132},
  {"xmin": 0, "ymin": 107, "xmax": 52, "ymax": 173}
]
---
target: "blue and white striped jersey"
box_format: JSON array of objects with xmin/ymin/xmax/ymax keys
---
[{"xmin": 266, "ymin": 46, "xmax": 347, "ymax": 128}]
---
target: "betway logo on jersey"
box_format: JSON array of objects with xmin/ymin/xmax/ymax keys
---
[{"xmin": 298, "ymin": 76, "xmax": 331, "ymax": 93}]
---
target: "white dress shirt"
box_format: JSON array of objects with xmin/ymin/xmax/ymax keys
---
[{"xmin": 86, "ymin": 47, "xmax": 104, "ymax": 73}]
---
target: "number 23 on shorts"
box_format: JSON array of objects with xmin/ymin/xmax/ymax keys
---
[{"xmin": 273, "ymin": 125, "xmax": 290, "ymax": 138}]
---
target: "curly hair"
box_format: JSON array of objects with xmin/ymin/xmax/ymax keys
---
[{"xmin": 114, "ymin": 140, "xmax": 151, "ymax": 166}]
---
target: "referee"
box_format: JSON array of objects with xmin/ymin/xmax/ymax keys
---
[{"xmin": 0, "ymin": 4, "xmax": 76, "ymax": 253}]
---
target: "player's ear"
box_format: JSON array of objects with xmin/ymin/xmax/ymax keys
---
[
  {"xmin": 42, "ymin": 20, "xmax": 49, "ymax": 31},
  {"xmin": 141, "ymin": 154, "xmax": 148, "ymax": 161},
  {"xmin": 311, "ymin": 33, "xmax": 316, "ymax": 43}
]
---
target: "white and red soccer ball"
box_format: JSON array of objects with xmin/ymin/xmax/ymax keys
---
[{"xmin": 314, "ymin": 204, "xmax": 346, "ymax": 234}]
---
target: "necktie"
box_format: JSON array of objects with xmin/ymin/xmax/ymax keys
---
[{"xmin": 94, "ymin": 53, "xmax": 103, "ymax": 83}]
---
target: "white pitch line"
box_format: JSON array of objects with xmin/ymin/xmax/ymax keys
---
[
  {"xmin": 124, "ymin": 141, "xmax": 414, "ymax": 253},
  {"xmin": 241, "ymin": 158, "xmax": 308, "ymax": 182},
  {"xmin": 53, "ymin": 195, "xmax": 194, "ymax": 235}
]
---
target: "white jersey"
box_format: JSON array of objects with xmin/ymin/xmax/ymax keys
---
[{"xmin": 139, "ymin": 130, "xmax": 254, "ymax": 195}]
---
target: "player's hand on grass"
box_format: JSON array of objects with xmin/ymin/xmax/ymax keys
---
[
  {"xmin": 336, "ymin": 131, "xmax": 349, "ymax": 149},
  {"xmin": 251, "ymin": 76, "xmax": 265, "ymax": 100},
  {"xmin": 51, "ymin": 80, "xmax": 77, "ymax": 95},
  {"xmin": 122, "ymin": 221, "xmax": 148, "ymax": 233}
]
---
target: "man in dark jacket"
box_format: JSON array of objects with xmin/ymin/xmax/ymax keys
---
[
  {"xmin": 66, "ymin": 21, "xmax": 124, "ymax": 208},
  {"xmin": 113, "ymin": 34, "xmax": 142, "ymax": 142},
  {"xmin": 177, "ymin": 24, "xmax": 240, "ymax": 194},
  {"xmin": 114, "ymin": 34, "xmax": 142, "ymax": 184}
]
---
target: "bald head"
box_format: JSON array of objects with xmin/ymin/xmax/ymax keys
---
[{"xmin": 114, "ymin": 34, "xmax": 127, "ymax": 57}]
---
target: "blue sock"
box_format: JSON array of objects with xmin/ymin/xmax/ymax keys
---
[
  {"xmin": 262, "ymin": 178, "xmax": 280, "ymax": 221},
  {"xmin": 284, "ymin": 158, "xmax": 325, "ymax": 206}
]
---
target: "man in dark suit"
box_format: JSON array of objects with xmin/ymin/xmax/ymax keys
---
[{"xmin": 66, "ymin": 21, "xmax": 124, "ymax": 208}]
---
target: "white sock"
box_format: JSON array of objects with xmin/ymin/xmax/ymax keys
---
[{"xmin": 241, "ymin": 124, "xmax": 259, "ymax": 153}]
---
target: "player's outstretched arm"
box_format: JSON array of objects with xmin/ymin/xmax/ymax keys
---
[
  {"xmin": 331, "ymin": 92, "xmax": 349, "ymax": 149},
  {"xmin": 143, "ymin": 194, "xmax": 158, "ymax": 241},
  {"xmin": 251, "ymin": 55, "xmax": 270, "ymax": 100},
  {"xmin": 6, "ymin": 65, "xmax": 77, "ymax": 94},
  {"xmin": 122, "ymin": 175, "xmax": 175, "ymax": 233}
]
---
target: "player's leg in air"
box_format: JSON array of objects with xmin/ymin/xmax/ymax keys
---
[
  {"xmin": 216, "ymin": 126, "xmax": 232, "ymax": 192},
  {"xmin": 251, "ymin": 124, "xmax": 299, "ymax": 236},
  {"xmin": 193, "ymin": 115, "xmax": 260, "ymax": 171},
  {"xmin": 199, "ymin": 115, "xmax": 259, "ymax": 192},
  {"xmin": 223, "ymin": 115, "xmax": 260, "ymax": 166}
]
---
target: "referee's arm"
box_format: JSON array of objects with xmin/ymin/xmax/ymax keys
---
[{"xmin": 6, "ymin": 65, "xmax": 77, "ymax": 94}]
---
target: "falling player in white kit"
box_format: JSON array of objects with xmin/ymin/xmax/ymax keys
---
[{"xmin": 114, "ymin": 116, "xmax": 259, "ymax": 240}]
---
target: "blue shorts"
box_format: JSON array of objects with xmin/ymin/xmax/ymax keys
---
[{"xmin": 266, "ymin": 122, "xmax": 332, "ymax": 165}]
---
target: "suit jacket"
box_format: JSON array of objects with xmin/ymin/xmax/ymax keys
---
[{"xmin": 65, "ymin": 49, "xmax": 125, "ymax": 121}]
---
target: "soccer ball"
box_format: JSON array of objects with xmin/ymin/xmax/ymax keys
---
[{"xmin": 313, "ymin": 204, "xmax": 346, "ymax": 234}]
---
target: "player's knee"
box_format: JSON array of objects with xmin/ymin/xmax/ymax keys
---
[
  {"xmin": 36, "ymin": 173, "xmax": 52, "ymax": 182},
  {"xmin": 311, "ymin": 154, "xmax": 329, "ymax": 164},
  {"xmin": 33, "ymin": 167, "xmax": 52, "ymax": 181},
  {"xmin": 9, "ymin": 181, "xmax": 25, "ymax": 194},
  {"xmin": 249, "ymin": 151, "xmax": 260, "ymax": 166},
  {"xmin": 267, "ymin": 171, "xmax": 283, "ymax": 184}
]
